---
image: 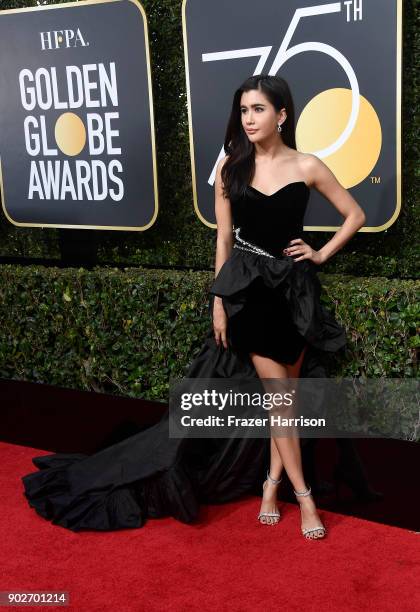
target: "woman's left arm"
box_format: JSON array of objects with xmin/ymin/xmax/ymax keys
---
[{"xmin": 285, "ymin": 154, "xmax": 367, "ymax": 265}]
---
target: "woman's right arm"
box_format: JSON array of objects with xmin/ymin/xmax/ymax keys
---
[{"xmin": 212, "ymin": 156, "xmax": 233, "ymax": 350}]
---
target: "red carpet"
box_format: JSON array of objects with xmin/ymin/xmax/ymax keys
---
[{"xmin": 1, "ymin": 441, "xmax": 419, "ymax": 611}]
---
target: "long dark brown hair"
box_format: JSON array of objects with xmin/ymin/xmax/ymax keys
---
[{"xmin": 221, "ymin": 75, "xmax": 297, "ymax": 201}]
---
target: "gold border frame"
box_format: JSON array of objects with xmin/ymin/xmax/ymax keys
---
[
  {"xmin": 0, "ymin": 0, "xmax": 159, "ymax": 231},
  {"xmin": 182, "ymin": 0, "xmax": 402, "ymax": 233}
]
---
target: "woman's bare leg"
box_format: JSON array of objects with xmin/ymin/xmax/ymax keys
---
[
  {"xmin": 252, "ymin": 354, "xmax": 288, "ymax": 525},
  {"xmin": 250, "ymin": 346, "xmax": 325, "ymax": 537},
  {"xmin": 257, "ymin": 437, "xmax": 285, "ymax": 524}
]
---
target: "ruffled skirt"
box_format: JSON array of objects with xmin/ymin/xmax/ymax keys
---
[{"xmin": 21, "ymin": 249, "xmax": 346, "ymax": 531}]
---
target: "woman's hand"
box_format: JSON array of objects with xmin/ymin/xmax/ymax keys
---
[
  {"xmin": 283, "ymin": 239, "xmax": 325, "ymax": 265},
  {"xmin": 213, "ymin": 297, "xmax": 229, "ymax": 349}
]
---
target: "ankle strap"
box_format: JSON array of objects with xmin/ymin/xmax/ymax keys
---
[
  {"xmin": 293, "ymin": 485, "xmax": 312, "ymax": 497},
  {"xmin": 267, "ymin": 470, "xmax": 282, "ymax": 485}
]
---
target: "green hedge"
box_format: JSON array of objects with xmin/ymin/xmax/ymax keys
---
[
  {"xmin": 0, "ymin": 265, "xmax": 418, "ymax": 403},
  {"xmin": 0, "ymin": 0, "xmax": 418, "ymax": 279}
]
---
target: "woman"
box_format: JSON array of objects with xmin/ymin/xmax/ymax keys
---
[
  {"xmin": 210, "ymin": 74, "xmax": 365, "ymax": 538},
  {"xmin": 22, "ymin": 75, "xmax": 365, "ymax": 539}
]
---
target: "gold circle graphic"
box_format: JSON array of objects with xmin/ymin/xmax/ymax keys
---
[
  {"xmin": 55, "ymin": 112, "xmax": 86, "ymax": 156},
  {"xmin": 296, "ymin": 88, "xmax": 382, "ymax": 188}
]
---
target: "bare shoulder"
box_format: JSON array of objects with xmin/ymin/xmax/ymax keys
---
[
  {"xmin": 287, "ymin": 150, "xmax": 365, "ymax": 223},
  {"xmin": 216, "ymin": 155, "xmax": 229, "ymax": 175},
  {"xmin": 284, "ymin": 149, "xmax": 316, "ymax": 179},
  {"xmin": 297, "ymin": 152, "xmax": 331, "ymax": 187},
  {"xmin": 299, "ymin": 152, "xmax": 323, "ymax": 170},
  {"xmin": 214, "ymin": 155, "xmax": 230, "ymax": 201},
  {"xmin": 215, "ymin": 156, "xmax": 230, "ymax": 193}
]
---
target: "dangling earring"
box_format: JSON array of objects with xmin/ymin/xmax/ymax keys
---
[{"xmin": 277, "ymin": 122, "xmax": 283, "ymax": 133}]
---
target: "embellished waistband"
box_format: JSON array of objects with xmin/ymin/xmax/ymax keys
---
[{"xmin": 233, "ymin": 227, "xmax": 276, "ymax": 258}]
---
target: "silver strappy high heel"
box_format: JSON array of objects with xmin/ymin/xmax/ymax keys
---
[
  {"xmin": 258, "ymin": 470, "xmax": 282, "ymax": 525},
  {"xmin": 293, "ymin": 484, "xmax": 326, "ymax": 539}
]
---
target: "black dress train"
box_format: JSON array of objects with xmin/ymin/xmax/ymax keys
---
[{"xmin": 21, "ymin": 181, "xmax": 347, "ymax": 531}]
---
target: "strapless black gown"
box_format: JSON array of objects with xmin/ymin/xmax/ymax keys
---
[{"xmin": 21, "ymin": 181, "xmax": 347, "ymax": 531}]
